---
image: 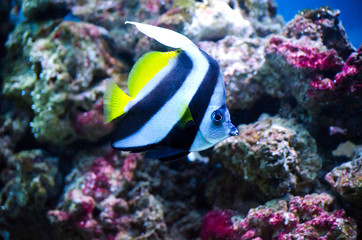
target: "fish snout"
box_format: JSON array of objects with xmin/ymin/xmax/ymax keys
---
[{"xmin": 229, "ymin": 125, "xmax": 239, "ymax": 136}]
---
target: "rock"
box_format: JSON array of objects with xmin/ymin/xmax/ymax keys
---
[
  {"xmin": 3, "ymin": 21, "xmax": 127, "ymax": 145},
  {"xmin": 325, "ymin": 146, "xmax": 362, "ymax": 226},
  {"xmin": 201, "ymin": 193, "xmax": 357, "ymax": 240},
  {"xmin": 214, "ymin": 115, "xmax": 322, "ymax": 200}
]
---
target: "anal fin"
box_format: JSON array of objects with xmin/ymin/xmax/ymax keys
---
[{"xmin": 145, "ymin": 146, "xmax": 189, "ymax": 161}]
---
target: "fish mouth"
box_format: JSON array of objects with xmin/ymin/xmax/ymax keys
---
[{"xmin": 229, "ymin": 125, "xmax": 239, "ymax": 136}]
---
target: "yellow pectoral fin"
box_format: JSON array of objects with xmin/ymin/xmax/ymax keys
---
[
  {"xmin": 178, "ymin": 104, "xmax": 194, "ymax": 129},
  {"xmin": 103, "ymin": 80, "xmax": 131, "ymax": 123}
]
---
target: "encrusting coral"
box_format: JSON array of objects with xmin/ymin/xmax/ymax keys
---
[
  {"xmin": 254, "ymin": 7, "xmax": 361, "ymax": 141},
  {"xmin": 3, "ymin": 20, "xmax": 126, "ymax": 145},
  {"xmin": 213, "ymin": 114, "xmax": 322, "ymax": 200},
  {"xmin": 201, "ymin": 193, "xmax": 357, "ymax": 240},
  {"xmin": 325, "ymin": 146, "xmax": 362, "ymax": 227}
]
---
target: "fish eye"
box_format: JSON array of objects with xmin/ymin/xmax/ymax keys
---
[{"xmin": 211, "ymin": 109, "xmax": 224, "ymax": 125}]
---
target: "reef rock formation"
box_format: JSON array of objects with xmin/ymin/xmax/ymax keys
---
[
  {"xmin": 214, "ymin": 115, "xmax": 322, "ymax": 200},
  {"xmin": 48, "ymin": 149, "xmax": 157, "ymax": 239},
  {"xmin": 3, "ymin": 21, "xmax": 126, "ymax": 145},
  {"xmin": 325, "ymin": 146, "xmax": 362, "ymax": 227},
  {"xmin": 0, "ymin": 149, "xmax": 60, "ymax": 239},
  {"xmin": 47, "ymin": 146, "xmax": 208, "ymax": 239},
  {"xmin": 201, "ymin": 193, "xmax": 357, "ymax": 240},
  {"xmin": 254, "ymin": 7, "xmax": 361, "ymax": 141},
  {"xmin": 199, "ymin": 36, "xmax": 266, "ymax": 110}
]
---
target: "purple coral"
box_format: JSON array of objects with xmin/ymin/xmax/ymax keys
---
[
  {"xmin": 48, "ymin": 150, "xmax": 141, "ymax": 238},
  {"xmin": 201, "ymin": 194, "xmax": 357, "ymax": 240},
  {"xmin": 267, "ymin": 36, "xmax": 343, "ymax": 71},
  {"xmin": 201, "ymin": 210, "xmax": 237, "ymax": 240},
  {"xmin": 253, "ymin": 7, "xmax": 362, "ymax": 142},
  {"xmin": 73, "ymin": 100, "xmax": 114, "ymax": 142}
]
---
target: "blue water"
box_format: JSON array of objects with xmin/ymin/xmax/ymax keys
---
[{"xmin": 275, "ymin": 0, "xmax": 362, "ymax": 48}]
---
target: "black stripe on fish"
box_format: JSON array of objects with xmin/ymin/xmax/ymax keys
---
[
  {"xmin": 111, "ymin": 51, "xmax": 193, "ymax": 150},
  {"xmin": 149, "ymin": 50, "xmax": 221, "ymax": 158},
  {"xmin": 188, "ymin": 51, "xmax": 220, "ymax": 128}
]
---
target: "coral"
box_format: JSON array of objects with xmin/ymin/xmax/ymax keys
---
[
  {"xmin": 201, "ymin": 209, "xmax": 236, "ymax": 240},
  {"xmin": 253, "ymin": 7, "xmax": 362, "ymax": 141},
  {"xmin": 325, "ymin": 146, "xmax": 362, "ymax": 226},
  {"xmin": 48, "ymin": 148, "xmax": 170, "ymax": 239},
  {"xmin": 237, "ymin": 0, "xmax": 284, "ymax": 37},
  {"xmin": 48, "ymin": 149, "xmax": 140, "ymax": 238},
  {"xmin": 64, "ymin": 0, "xmax": 175, "ymax": 58},
  {"xmin": 285, "ymin": 7, "xmax": 354, "ymax": 59},
  {"xmin": 46, "ymin": 145, "xmax": 210, "ymax": 240},
  {"xmin": 0, "ymin": 109, "xmax": 30, "ymax": 161},
  {"xmin": 199, "ymin": 36, "xmax": 266, "ymax": 110},
  {"xmin": 72, "ymin": 100, "xmax": 114, "ymax": 141},
  {"xmin": 21, "ymin": 0, "xmax": 68, "ymax": 20},
  {"xmin": 184, "ymin": 0, "xmax": 254, "ymax": 42},
  {"xmin": 137, "ymin": 158, "xmax": 208, "ymax": 239},
  {"xmin": 0, "ymin": 149, "xmax": 59, "ymax": 219},
  {"xmin": 267, "ymin": 36, "xmax": 343, "ymax": 71},
  {"xmin": 201, "ymin": 193, "xmax": 358, "ymax": 240},
  {"xmin": 191, "ymin": 0, "xmax": 282, "ymax": 111},
  {"xmin": 3, "ymin": 20, "xmax": 125, "ymax": 145},
  {"xmin": 214, "ymin": 115, "xmax": 322, "ymax": 200}
]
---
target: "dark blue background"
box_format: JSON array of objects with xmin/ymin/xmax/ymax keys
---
[{"xmin": 275, "ymin": 0, "xmax": 361, "ymax": 48}]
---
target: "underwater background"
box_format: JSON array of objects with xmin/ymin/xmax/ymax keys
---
[{"xmin": 0, "ymin": 0, "xmax": 361, "ymax": 239}]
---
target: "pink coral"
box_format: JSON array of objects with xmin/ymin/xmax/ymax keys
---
[
  {"xmin": 201, "ymin": 194, "xmax": 357, "ymax": 240},
  {"xmin": 201, "ymin": 210, "xmax": 237, "ymax": 240},
  {"xmin": 264, "ymin": 13, "xmax": 361, "ymax": 101},
  {"xmin": 82, "ymin": 157, "xmax": 112, "ymax": 201},
  {"xmin": 333, "ymin": 45, "xmax": 362, "ymax": 93},
  {"xmin": 73, "ymin": 100, "xmax": 114, "ymax": 141},
  {"xmin": 309, "ymin": 46, "xmax": 362, "ymax": 96},
  {"xmin": 267, "ymin": 36, "xmax": 343, "ymax": 71},
  {"xmin": 48, "ymin": 150, "xmax": 140, "ymax": 237}
]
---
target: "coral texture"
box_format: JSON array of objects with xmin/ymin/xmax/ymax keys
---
[
  {"xmin": 325, "ymin": 146, "xmax": 362, "ymax": 226},
  {"xmin": 47, "ymin": 147, "xmax": 208, "ymax": 239},
  {"xmin": 201, "ymin": 193, "xmax": 357, "ymax": 240},
  {"xmin": 0, "ymin": 109, "xmax": 30, "ymax": 161},
  {"xmin": 254, "ymin": 7, "xmax": 361, "ymax": 140},
  {"xmin": 214, "ymin": 115, "xmax": 322, "ymax": 200},
  {"xmin": 48, "ymin": 149, "xmax": 153, "ymax": 239},
  {"xmin": 0, "ymin": 149, "xmax": 59, "ymax": 219},
  {"xmin": 184, "ymin": 0, "xmax": 254, "ymax": 42},
  {"xmin": 199, "ymin": 36, "xmax": 266, "ymax": 110},
  {"xmin": 3, "ymin": 21, "xmax": 125, "ymax": 145},
  {"xmin": 237, "ymin": 0, "xmax": 284, "ymax": 37}
]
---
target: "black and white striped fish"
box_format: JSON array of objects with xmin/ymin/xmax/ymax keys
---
[{"xmin": 104, "ymin": 21, "xmax": 238, "ymax": 161}]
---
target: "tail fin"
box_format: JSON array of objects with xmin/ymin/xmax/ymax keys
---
[
  {"xmin": 125, "ymin": 21, "xmax": 197, "ymax": 52},
  {"xmin": 103, "ymin": 80, "xmax": 131, "ymax": 123}
]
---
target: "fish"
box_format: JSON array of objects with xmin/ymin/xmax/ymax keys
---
[{"xmin": 103, "ymin": 21, "xmax": 238, "ymax": 161}]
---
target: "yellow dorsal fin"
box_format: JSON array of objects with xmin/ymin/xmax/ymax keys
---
[
  {"xmin": 103, "ymin": 80, "xmax": 131, "ymax": 123},
  {"xmin": 178, "ymin": 103, "xmax": 194, "ymax": 129},
  {"xmin": 128, "ymin": 50, "xmax": 179, "ymax": 97}
]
